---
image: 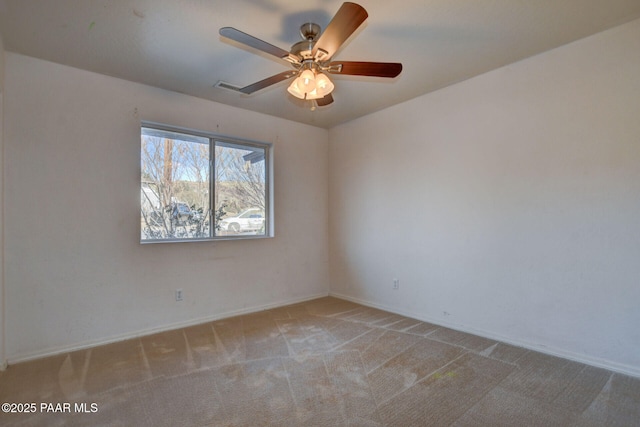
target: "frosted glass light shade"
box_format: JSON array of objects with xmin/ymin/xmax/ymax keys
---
[
  {"xmin": 288, "ymin": 71, "xmax": 335, "ymax": 100},
  {"xmin": 314, "ymin": 73, "xmax": 334, "ymax": 97},
  {"xmin": 298, "ymin": 69, "xmax": 316, "ymax": 92},
  {"xmin": 287, "ymin": 80, "xmax": 305, "ymax": 98}
]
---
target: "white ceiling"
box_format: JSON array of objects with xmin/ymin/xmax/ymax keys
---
[{"xmin": 1, "ymin": 0, "xmax": 640, "ymax": 129}]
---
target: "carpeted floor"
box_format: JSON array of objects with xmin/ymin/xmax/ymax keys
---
[{"xmin": 1, "ymin": 297, "xmax": 639, "ymax": 426}]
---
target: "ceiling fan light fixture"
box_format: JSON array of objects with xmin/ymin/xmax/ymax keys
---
[
  {"xmin": 299, "ymin": 69, "xmax": 316, "ymax": 92},
  {"xmin": 220, "ymin": 3, "xmax": 402, "ymax": 109},
  {"xmin": 288, "ymin": 70, "xmax": 334, "ymax": 100},
  {"xmin": 287, "ymin": 79, "xmax": 305, "ymax": 99},
  {"xmin": 314, "ymin": 72, "xmax": 334, "ymax": 97}
]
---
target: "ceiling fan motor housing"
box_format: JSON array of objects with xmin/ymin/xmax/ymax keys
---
[{"xmin": 291, "ymin": 39, "xmax": 316, "ymax": 60}]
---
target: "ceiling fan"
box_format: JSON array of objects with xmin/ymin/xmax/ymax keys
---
[{"xmin": 219, "ymin": 2, "xmax": 402, "ymax": 108}]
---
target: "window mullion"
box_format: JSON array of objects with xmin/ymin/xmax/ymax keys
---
[{"xmin": 210, "ymin": 137, "xmax": 215, "ymax": 239}]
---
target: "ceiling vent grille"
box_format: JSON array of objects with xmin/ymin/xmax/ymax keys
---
[{"xmin": 214, "ymin": 81, "xmax": 242, "ymax": 92}]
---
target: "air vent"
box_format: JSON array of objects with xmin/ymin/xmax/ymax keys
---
[{"xmin": 214, "ymin": 81, "xmax": 242, "ymax": 92}]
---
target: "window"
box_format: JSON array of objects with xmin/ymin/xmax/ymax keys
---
[{"xmin": 140, "ymin": 124, "xmax": 271, "ymax": 242}]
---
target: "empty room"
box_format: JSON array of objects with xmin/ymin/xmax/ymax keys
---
[{"xmin": 1, "ymin": 1, "xmax": 639, "ymax": 426}]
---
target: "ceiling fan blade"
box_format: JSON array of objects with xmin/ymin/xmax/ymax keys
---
[
  {"xmin": 316, "ymin": 93, "xmax": 334, "ymax": 106},
  {"xmin": 327, "ymin": 61, "xmax": 402, "ymax": 78},
  {"xmin": 239, "ymin": 70, "xmax": 297, "ymax": 94},
  {"xmin": 312, "ymin": 2, "xmax": 368, "ymax": 61},
  {"xmin": 220, "ymin": 27, "xmax": 290, "ymax": 60}
]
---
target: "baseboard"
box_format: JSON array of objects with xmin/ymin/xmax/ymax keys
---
[
  {"xmin": 329, "ymin": 291, "xmax": 640, "ymax": 379},
  {"xmin": 7, "ymin": 292, "xmax": 329, "ymax": 366}
]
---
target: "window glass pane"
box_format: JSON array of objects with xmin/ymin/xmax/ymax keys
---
[
  {"xmin": 141, "ymin": 128, "xmax": 210, "ymax": 241},
  {"xmin": 140, "ymin": 125, "xmax": 270, "ymax": 243},
  {"xmin": 214, "ymin": 142, "xmax": 267, "ymax": 237}
]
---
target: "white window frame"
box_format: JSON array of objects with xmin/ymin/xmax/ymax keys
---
[{"xmin": 140, "ymin": 122, "xmax": 273, "ymax": 243}]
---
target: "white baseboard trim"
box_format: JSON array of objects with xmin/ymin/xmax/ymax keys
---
[
  {"xmin": 7, "ymin": 292, "xmax": 329, "ymax": 366},
  {"xmin": 330, "ymin": 291, "xmax": 640, "ymax": 379}
]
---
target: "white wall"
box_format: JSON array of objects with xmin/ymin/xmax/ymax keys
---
[
  {"xmin": 4, "ymin": 53, "xmax": 329, "ymax": 362},
  {"xmin": 0, "ymin": 33, "xmax": 6, "ymax": 369},
  {"xmin": 329, "ymin": 19, "xmax": 640, "ymax": 376}
]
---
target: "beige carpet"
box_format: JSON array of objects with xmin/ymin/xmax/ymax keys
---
[{"xmin": 1, "ymin": 297, "xmax": 639, "ymax": 426}]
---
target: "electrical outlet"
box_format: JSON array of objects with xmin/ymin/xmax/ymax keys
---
[
  {"xmin": 393, "ymin": 279, "xmax": 399, "ymax": 290},
  {"xmin": 175, "ymin": 289, "xmax": 183, "ymax": 301}
]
